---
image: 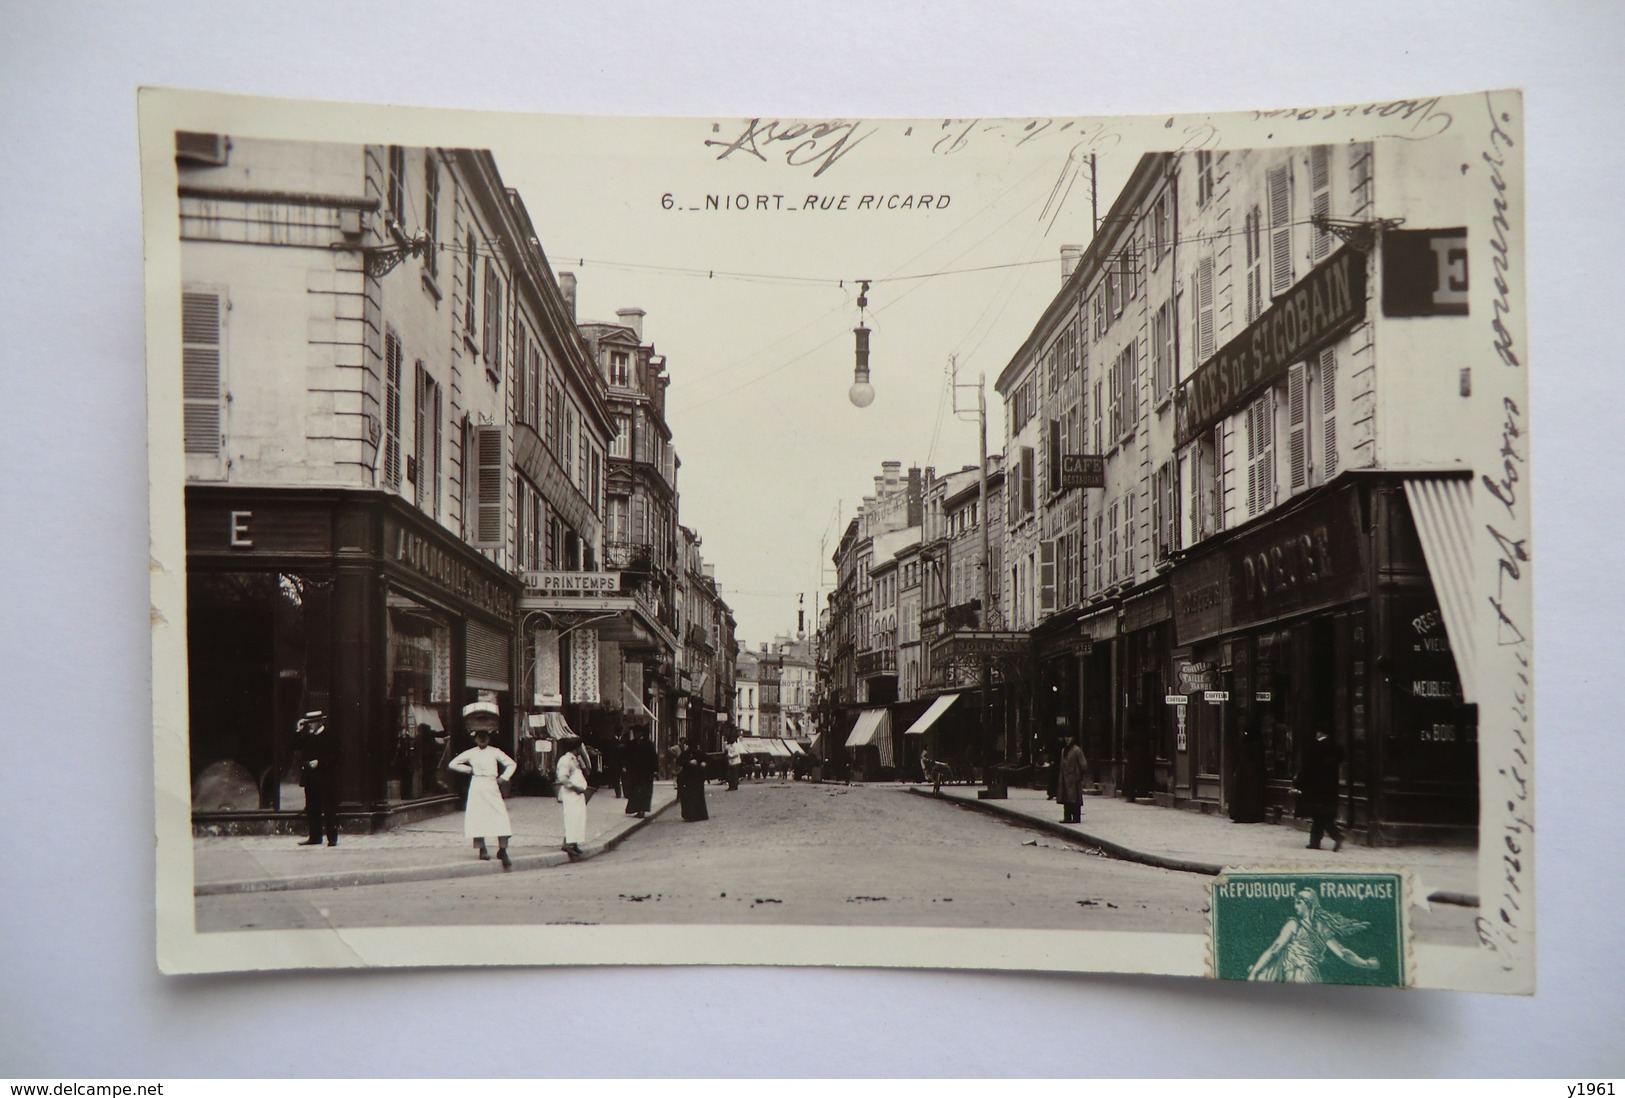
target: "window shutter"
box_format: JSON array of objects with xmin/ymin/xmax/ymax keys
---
[
  {"xmin": 1196, "ymin": 257, "xmax": 1215, "ymax": 361},
  {"xmin": 1268, "ymin": 164, "xmax": 1293, "ymax": 295},
  {"xmin": 474, "ymin": 423, "xmax": 505, "ymax": 548},
  {"xmin": 181, "ymin": 290, "xmax": 223, "ymax": 456},
  {"xmin": 1288, "ymin": 362, "xmax": 1308, "ymax": 489},
  {"xmin": 1321, "ymin": 346, "xmax": 1339, "ymax": 477},
  {"xmin": 1039, "ymin": 540, "xmax": 1056, "ymax": 613},
  {"xmin": 383, "ymin": 333, "xmax": 402, "ymax": 489}
]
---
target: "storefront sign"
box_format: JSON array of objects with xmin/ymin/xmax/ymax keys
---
[
  {"xmin": 1381, "ymin": 228, "xmax": 1468, "ymax": 317},
  {"xmin": 523, "ymin": 570, "xmax": 621, "ymax": 595},
  {"xmin": 389, "ymin": 519, "xmax": 516, "ymax": 619},
  {"xmin": 1204, "ymin": 690, "xmax": 1230, "ymax": 703},
  {"xmin": 1171, "ymin": 486, "xmax": 1367, "ymax": 646},
  {"xmin": 1061, "ymin": 454, "xmax": 1106, "ymax": 489},
  {"xmin": 1175, "ymin": 245, "xmax": 1367, "ymax": 447}
]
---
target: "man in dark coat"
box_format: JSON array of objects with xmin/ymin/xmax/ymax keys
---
[
  {"xmin": 294, "ymin": 710, "xmax": 340, "ymax": 846},
  {"xmin": 622, "ymin": 725, "xmax": 659, "ymax": 818},
  {"xmin": 1294, "ymin": 727, "xmax": 1345, "ymax": 851}
]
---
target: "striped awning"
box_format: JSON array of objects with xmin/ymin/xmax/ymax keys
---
[
  {"xmin": 1404, "ymin": 476, "xmax": 1477, "ymax": 704},
  {"xmin": 902, "ymin": 692, "xmax": 960, "ymax": 736},
  {"xmin": 845, "ymin": 708, "xmax": 895, "ymax": 768}
]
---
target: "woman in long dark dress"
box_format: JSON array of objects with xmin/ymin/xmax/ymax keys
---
[{"xmin": 675, "ymin": 738, "xmax": 709, "ymax": 822}]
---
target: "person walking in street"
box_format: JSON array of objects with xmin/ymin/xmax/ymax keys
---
[
  {"xmin": 675, "ymin": 737, "xmax": 710, "ymax": 821},
  {"xmin": 555, "ymin": 735, "xmax": 591, "ymax": 857},
  {"xmin": 295, "ymin": 710, "xmax": 340, "ymax": 846},
  {"xmin": 1294, "ymin": 726, "xmax": 1346, "ymax": 852},
  {"xmin": 725, "ymin": 735, "xmax": 742, "ymax": 791},
  {"xmin": 446, "ymin": 701, "xmax": 517, "ymax": 868},
  {"xmin": 622, "ymin": 724, "xmax": 659, "ymax": 818},
  {"xmin": 1058, "ymin": 732, "xmax": 1089, "ymax": 824}
]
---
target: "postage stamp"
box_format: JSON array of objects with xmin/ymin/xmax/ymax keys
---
[{"xmin": 1211, "ymin": 869, "xmax": 1411, "ymax": 987}]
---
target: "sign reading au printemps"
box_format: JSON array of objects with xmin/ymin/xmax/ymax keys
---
[
  {"xmin": 522, "ymin": 571, "xmax": 621, "ymax": 595},
  {"xmin": 1174, "ymin": 244, "xmax": 1367, "ymax": 448},
  {"xmin": 1061, "ymin": 454, "xmax": 1105, "ymax": 490}
]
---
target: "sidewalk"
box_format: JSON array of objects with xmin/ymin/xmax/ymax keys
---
[
  {"xmin": 193, "ymin": 784, "xmax": 677, "ymax": 896},
  {"xmin": 907, "ymin": 784, "xmax": 1480, "ymax": 906}
]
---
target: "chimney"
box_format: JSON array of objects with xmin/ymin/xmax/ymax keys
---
[
  {"xmin": 616, "ymin": 307, "xmax": 646, "ymax": 341},
  {"xmin": 558, "ymin": 272, "xmax": 577, "ymax": 320},
  {"xmin": 1061, "ymin": 244, "xmax": 1084, "ymax": 283}
]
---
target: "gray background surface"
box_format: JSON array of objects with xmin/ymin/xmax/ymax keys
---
[{"xmin": 1, "ymin": 0, "xmax": 1619, "ymax": 1077}]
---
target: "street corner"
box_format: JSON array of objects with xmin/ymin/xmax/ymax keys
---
[{"xmin": 1210, "ymin": 868, "xmax": 1411, "ymax": 987}]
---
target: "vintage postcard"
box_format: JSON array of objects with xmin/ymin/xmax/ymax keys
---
[{"xmin": 142, "ymin": 87, "xmax": 1532, "ymax": 991}]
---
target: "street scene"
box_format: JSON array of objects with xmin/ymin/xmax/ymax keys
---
[{"xmin": 148, "ymin": 91, "xmax": 1531, "ymax": 986}]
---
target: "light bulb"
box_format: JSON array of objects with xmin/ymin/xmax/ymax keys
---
[{"xmin": 849, "ymin": 380, "xmax": 875, "ymax": 408}]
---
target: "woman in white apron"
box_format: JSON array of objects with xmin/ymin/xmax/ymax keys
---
[
  {"xmin": 447, "ymin": 702, "xmax": 517, "ymax": 868},
  {"xmin": 555, "ymin": 735, "xmax": 590, "ymax": 857}
]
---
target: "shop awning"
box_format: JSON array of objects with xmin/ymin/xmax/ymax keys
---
[
  {"xmin": 526, "ymin": 711, "xmax": 575, "ymax": 739},
  {"xmin": 845, "ymin": 708, "xmax": 895, "ymax": 769},
  {"xmin": 902, "ymin": 692, "xmax": 960, "ymax": 736},
  {"xmin": 1404, "ymin": 476, "xmax": 1477, "ymax": 705}
]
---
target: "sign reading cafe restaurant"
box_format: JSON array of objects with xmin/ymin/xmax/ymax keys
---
[{"xmin": 1174, "ymin": 244, "xmax": 1367, "ymax": 448}]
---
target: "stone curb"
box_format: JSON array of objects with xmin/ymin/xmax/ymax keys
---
[
  {"xmin": 194, "ymin": 797, "xmax": 675, "ymax": 897},
  {"xmin": 907, "ymin": 786, "xmax": 1480, "ymax": 908}
]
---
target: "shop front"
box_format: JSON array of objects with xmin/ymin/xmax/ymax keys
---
[
  {"xmin": 186, "ymin": 487, "xmax": 520, "ymax": 835},
  {"xmin": 1167, "ymin": 475, "xmax": 1477, "ymax": 844}
]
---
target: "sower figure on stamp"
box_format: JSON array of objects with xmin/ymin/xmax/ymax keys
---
[
  {"xmin": 295, "ymin": 710, "xmax": 339, "ymax": 847},
  {"xmin": 1294, "ymin": 726, "xmax": 1346, "ymax": 852}
]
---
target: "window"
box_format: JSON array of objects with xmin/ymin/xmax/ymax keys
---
[
  {"xmin": 1268, "ymin": 163, "xmax": 1293, "ymax": 296},
  {"xmin": 181, "ymin": 289, "xmax": 223, "ymax": 458},
  {"xmin": 1244, "ymin": 205, "xmax": 1264, "ymax": 324},
  {"xmin": 1246, "ymin": 393, "xmax": 1276, "ymax": 517},
  {"xmin": 387, "ymin": 145, "xmax": 406, "ymax": 226},
  {"xmin": 481, "ymin": 259, "xmax": 504, "ymax": 377},
  {"xmin": 1194, "ymin": 255, "xmax": 1216, "ymax": 362},
  {"xmin": 422, "ymin": 154, "xmax": 439, "ymax": 278},
  {"xmin": 1152, "ymin": 300, "xmax": 1176, "ymax": 402},
  {"xmin": 1310, "ymin": 146, "xmax": 1333, "ymax": 262},
  {"xmin": 1196, "ymin": 150, "xmax": 1214, "ymax": 207},
  {"xmin": 382, "ymin": 331, "xmax": 403, "ymax": 489}
]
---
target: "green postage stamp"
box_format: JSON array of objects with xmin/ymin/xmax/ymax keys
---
[{"xmin": 1210, "ymin": 869, "xmax": 1412, "ymax": 987}]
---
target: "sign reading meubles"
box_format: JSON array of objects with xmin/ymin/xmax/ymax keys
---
[{"xmin": 1174, "ymin": 245, "xmax": 1367, "ymax": 448}]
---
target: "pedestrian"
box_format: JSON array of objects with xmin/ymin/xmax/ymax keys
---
[
  {"xmin": 555, "ymin": 735, "xmax": 591, "ymax": 856},
  {"xmin": 725, "ymin": 735, "xmax": 742, "ymax": 791},
  {"xmin": 1293, "ymin": 726, "xmax": 1346, "ymax": 851},
  {"xmin": 294, "ymin": 710, "xmax": 340, "ymax": 846},
  {"xmin": 1058, "ymin": 732, "xmax": 1088, "ymax": 824},
  {"xmin": 446, "ymin": 701, "xmax": 516, "ymax": 868},
  {"xmin": 675, "ymin": 737, "xmax": 710, "ymax": 821},
  {"xmin": 622, "ymin": 724, "xmax": 659, "ymax": 818}
]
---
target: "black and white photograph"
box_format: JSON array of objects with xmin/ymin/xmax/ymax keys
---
[{"xmin": 140, "ymin": 87, "xmax": 1532, "ymax": 992}]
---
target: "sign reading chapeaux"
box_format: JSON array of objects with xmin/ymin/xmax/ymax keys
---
[{"xmin": 1174, "ymin": 245, "xmax": 1367, "ymax": 448}]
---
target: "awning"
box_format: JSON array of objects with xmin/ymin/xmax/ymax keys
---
[
  {"xmin": 1404, "ymin": 476, "xmax": 1477, "ymax": 704},
  {"xmin": 845, "ymin": 708, "xmax": 895, "ymax": 769},
  {"xmin": 902, "ymin": 692, "xmax": 960, "ymax": 736},
  {"xmin": 409, "ymin": 705, "xmax": 444, "ymax": 733},
  {"xmin": 526, "ymin": 711, "xmax": 576, "ymax": 739}
]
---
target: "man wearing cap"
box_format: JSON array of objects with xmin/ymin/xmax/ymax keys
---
[
  {"xmin": 447, "ymin": 701, "xmax": 518, "ymax": 867},
  {"xmin": 295, "ymin": 711, "xmax": 340, "ymax": 847}
]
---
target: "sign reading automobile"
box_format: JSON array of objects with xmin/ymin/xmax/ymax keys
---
[{"xmin": 1174, "ymin": 245, "xmax": 1367, "ymax": 448}]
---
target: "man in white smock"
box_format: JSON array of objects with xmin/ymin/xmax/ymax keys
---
[
  {"xmin": 446, "ymin": 701, "xmax": 517, "ymax": 868},
  {"xmin": 555, "ymin": 735, "xmax": 590, "ymax": 857}
]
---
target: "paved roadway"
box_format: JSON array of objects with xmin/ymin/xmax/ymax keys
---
[{"xmin": 197, "ymin": 781, "xmax": 1213, "ymax": 933}]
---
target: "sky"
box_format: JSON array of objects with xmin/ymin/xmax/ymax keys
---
[{"xmin": 490, "ymin": 115, "xmax": 1134, "ymax": 645}]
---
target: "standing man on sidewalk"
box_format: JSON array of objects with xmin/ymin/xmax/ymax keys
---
[
  {"xmin": 1294, "ymin": 726, "xmax": 1346, "ymax": 852},
  {"xmin": 295, "ymin": 710, "xmax": 339, "ymax": 847},
  {"xmin": 725, "ymin": 735, "xmax": 742, "ymax": 791}
]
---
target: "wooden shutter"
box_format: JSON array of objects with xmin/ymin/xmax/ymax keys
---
[
  {"xmin": 474, "ymin": 423, "xmax": 505, "ymax": 548},
  {"xmin": 181, "ymin": 290, "xmax": 223, "ymax": 456},
  {"xmin": 383, "ymin": 332, "xmax": 402, "ymax": 489},
  {"xmin": 1268, "ymin": 164, "xmax": 1293, "ymax": 295},
  {"xmin": 1320, "ymin": 346, "xmax": 1339, "ymax": 477},
  {"xmin": 1310, "ymin": 146, "xmax": 1332, "ymax": 262},
  {"xmin": 1196, "ymin": 256, "xmax": 1215, "ymax": 361},
  {"xmin": 1039, "ymin": 539, "xmax": 1056, "ymax": 613},
  {"xmin": 1288, "ymin": 362, "xmax": 1308, "ymax": 489}
]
